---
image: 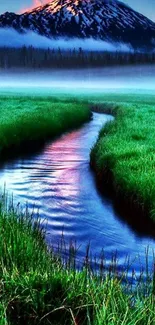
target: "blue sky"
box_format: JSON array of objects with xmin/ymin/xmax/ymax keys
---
[{"xmin": 0, "ymin": 0, "xmax": 154, "ymax": 22}]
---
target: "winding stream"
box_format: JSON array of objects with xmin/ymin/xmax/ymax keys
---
[{"xmin": 0, "ymin": 113, "xmax": 155, "ymax": 276}]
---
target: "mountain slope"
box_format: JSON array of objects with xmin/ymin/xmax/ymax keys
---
[{"xmin": 0, "ymin": 0, "xmax": 155, "ymax": 49}]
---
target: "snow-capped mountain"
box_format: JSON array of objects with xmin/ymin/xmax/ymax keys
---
[{"xmin": 0, "ymin": 0, "xmax": 155, "ymax": 49}]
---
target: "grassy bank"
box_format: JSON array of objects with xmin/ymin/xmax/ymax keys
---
[
  {"xmin": 0, "ymin": 95, "xmax": 90, "ymax": 157},
  {"xmin": 90, "ymin": 97, "xmax": 155, "ymax": 221},
  {"xmin": 0, "ymin": 203, "xmax": 155, "ymax": 325}
]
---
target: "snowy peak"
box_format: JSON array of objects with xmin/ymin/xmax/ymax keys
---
[{"xmin": 0, "ymin": 0, "xmax": 155, "ymax": 49}]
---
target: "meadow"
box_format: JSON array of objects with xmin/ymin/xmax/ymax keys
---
[
  {"xmin": 0, "ymin": 202, "xmax": 155, "ymax": 325},
  {"xmin": 0, "ymin": 89, "xmax": 155, "ymax": 324},
  {"xmin": 0, "ymin": 95, "xmax": 90, "ymax": 156},
  {"xmin": 90, "ymin": 94, "xmax": 155, "ymax": 221}
]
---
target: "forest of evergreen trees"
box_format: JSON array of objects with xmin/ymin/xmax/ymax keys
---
[{"xmin": 0, "ymin": 46, "xmax": 155, "ymax": 69}]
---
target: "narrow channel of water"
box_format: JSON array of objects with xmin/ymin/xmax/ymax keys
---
[{"xmin": 0, "ymin": 113, "xmax": 155, "ymax": 277}]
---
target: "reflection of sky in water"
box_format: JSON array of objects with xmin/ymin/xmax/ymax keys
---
[{"xmin": 0, "ymin": 113, "xmax": 155, "ymax": 278}]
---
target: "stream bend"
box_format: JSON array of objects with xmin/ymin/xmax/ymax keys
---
[{"xmin": 0, "ymin": 113, "xmax": 155, "ymax": 276}]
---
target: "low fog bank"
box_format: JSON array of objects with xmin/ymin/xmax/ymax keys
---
[
  {"xmin": 0, "ymin": 65, "xmax": 155, "ymax": 93},
  {"xmin": 0, "ymin": 28, "xmax": 132, "ymax": 52}
]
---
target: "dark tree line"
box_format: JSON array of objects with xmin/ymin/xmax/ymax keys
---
[{"xmin": 0, "ymin": 46, "xmax": 155, "ymax": 69}]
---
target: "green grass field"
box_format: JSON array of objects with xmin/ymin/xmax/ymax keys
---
[
  {"xmin": 0, "ymin": 95, "xmax": 90, "ymax": 156},
  {"xmin": 0, "ymin": 202, "xmax": 155, "ymax": 325},
  {"xmin": 90, "ymin": 94, "xmax": 155, "ymax": 221},
  {"xmin": 0, "ymin": 89, "xmax": 155, "ymax": 324}
]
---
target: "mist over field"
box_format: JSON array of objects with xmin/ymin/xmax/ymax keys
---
[
  {"xmin": 0, "ymin": 28, "xmax": 154, "ymax": 93},
  {"xmin": 0, "ymin": 65, "xmax": 155, "ymax": 94},
  {"xmin": 0, "ymin": 28, "xmax": 132, "ymax": 51}
]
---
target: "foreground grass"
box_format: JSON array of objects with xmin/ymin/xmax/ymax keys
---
[
  {"xmin": 90, "ymin": 97, "xmax": 155, "ymax": 220},
  {"xmin": 0, "ymin": 203, "xmax": 155, "ymax": 325},
  {"xmin": 0, "ymin": 95, "xmax": 90, "ymax": 156}
]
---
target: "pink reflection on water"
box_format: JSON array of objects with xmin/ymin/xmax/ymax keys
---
[{"xmin": 43, "ymin": 129, "xmax": 85, "ymax": 207}]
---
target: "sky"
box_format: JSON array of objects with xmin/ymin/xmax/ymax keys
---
[{"xmin": 0, "ymin": 0, "xmax": 154, "ymax": 22}]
